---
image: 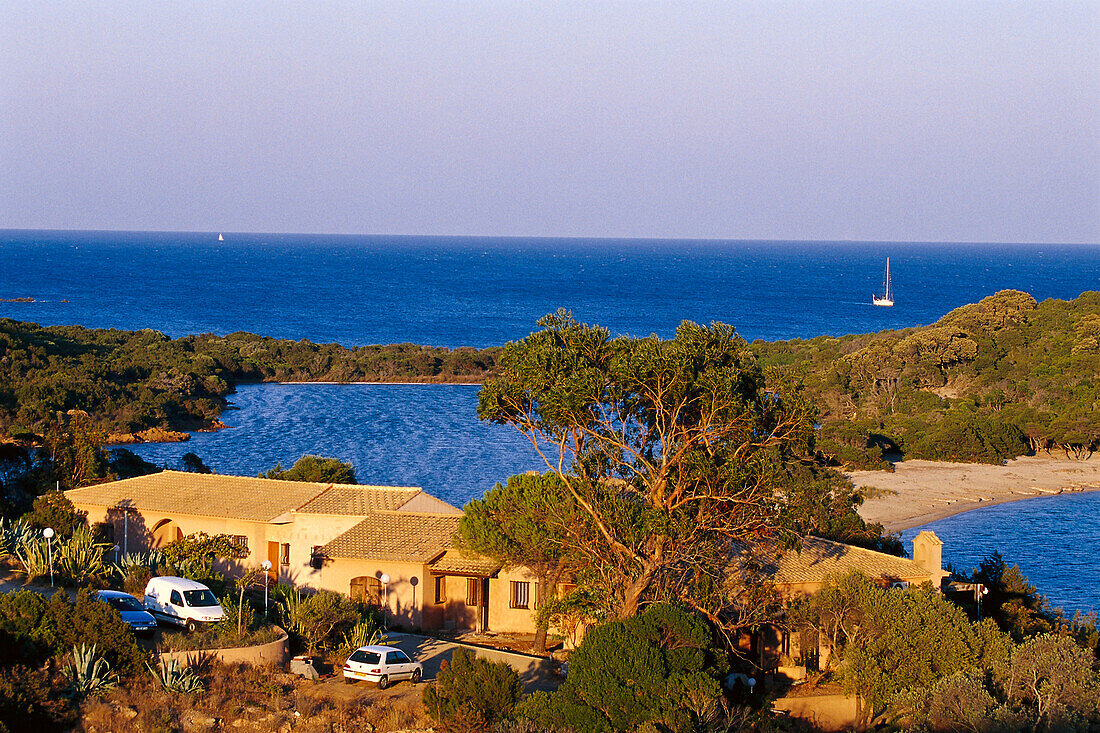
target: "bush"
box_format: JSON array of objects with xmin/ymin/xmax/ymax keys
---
[
  {"xmin": 517, "ymin": 603, "xmax": 726, "ymax": 733},
  {"xmin": 21, "ymin": 491, "xmax": 87, "ymax": 538},
  {"xmin": 123, "ymin": 564, "xmax": 153, "ymax": 596},
  {"xmin": 0, "ymin": 665, "xmax": 77, "ymax": 733},
  {"xmin": 0, "ymin": 589, "xmax": 147, "ymax": 678},
  {"xmin": 423, "ymin": 648, "xmax": 521, "ymax": 732}
]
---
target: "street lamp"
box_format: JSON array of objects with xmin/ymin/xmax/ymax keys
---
[
  {"xmin": 380, "ymin": 573, "xmax": 391, "ymax": 629},
  {"xmin": 43, "ymin": 527, "xmax": 55, "ymax": 587},
  {"xmin": 977, "ymin": 584, "xmax": 989, "ymax": 620},
  {"xmin": 261, "ymin": 561, "xmax": 273, "ymax": 617},
  {"xmin": 112, "ymin": 544, "xmax": 121, "ymax": 564}
]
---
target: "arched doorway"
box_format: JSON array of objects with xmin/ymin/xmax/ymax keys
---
[
  {"xmin": 350, "ymin": 576, "xmax": 382, "ymax": 605},
  {"xmin": 151, "ymin": 518, "xmax": 183, "ymax": 548}
]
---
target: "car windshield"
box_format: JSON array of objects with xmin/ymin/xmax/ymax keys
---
[
  {"xmin": 105, "ymin": 595, "xmax": 144, "ymax": 612},
  {"xmin": 349, "ymin": 650, "xmax": 381, "ymax": 665},
  {"xmin": 182, "ymin": 589, "xmax": 220, "ymax": 607}
]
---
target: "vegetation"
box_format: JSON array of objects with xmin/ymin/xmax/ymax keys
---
[
  {"xmin": 0, "ymin": 318, "xmax": 500, "ymax": 438},
  {"xmin": 423, "ymin": 647, "xmax": 521, "ymax": 732},
  {"xmin": 752, "ymin": 290, "xmax": 1100, "ymax": 466},
  {"xmin": 518, "ymin": 604, "xmax": 727, "ymax": 732},
  {"xmin": 262, "ymin": 454, "xmax": 356, "ymax": 484}
]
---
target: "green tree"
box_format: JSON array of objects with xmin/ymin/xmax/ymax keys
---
[
  {"xmin": 21, "ymin": 490, "xmax": 87, "ymax": 538},
  {"xmin": 43, "ymin": 410, "xmax": 113, "ymax": 490},
  {"xmin": 294, "ymin": 591, "xmax": 359, "ymax": 654},
  {"xmin": 458, "ymin": 473, "xmax": 579, "ymax": 653},
  {"xmin": 1001, "ymin": 634, "xmax": 1099, "ymax": 730},
  {"xmin": 262, "ymin": 455, "xmax": 356, "ymax": 484},
  {"xmin": 180, "ymin": 452, "xmax": 212, "ymax": 474},
  {"xmin": 423, "ymin": 647, "xmax": 521, "ymax": 732},
  {"xmin": 517, "ymin": 603, "xmax": 726, "ymax": 733},
  {"xmin": 478, "ymin": 312, "xmax": 814, "ymax": 626}
]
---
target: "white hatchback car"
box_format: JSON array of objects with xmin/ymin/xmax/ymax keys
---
[{"xmin": 342, "ymin": 645, "xmax": 423, "ymax": 689}]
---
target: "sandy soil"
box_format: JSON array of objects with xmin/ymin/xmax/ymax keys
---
[{"xmin": 851, "ymin": 454, "xmax": 1100, "ymax": 533}]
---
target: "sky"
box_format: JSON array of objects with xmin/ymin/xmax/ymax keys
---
[{"xmin": 1, "ymin": 1, "xmax": 1098, "ymax": 243}]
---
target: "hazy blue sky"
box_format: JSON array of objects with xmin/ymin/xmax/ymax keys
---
[{"xmin": 2, "ymin": 1, "xmax": 1097, "ymax": 243}]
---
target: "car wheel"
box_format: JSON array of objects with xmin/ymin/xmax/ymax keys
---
[
  {"xmin": 344, "ymin": 676, "xmax": 355, "ymax": 685},
  {"xmin": 185, "ymin": 619, "xmax": 198, "ymax": 634},
  {"xmin": 377, "ymin": 675, "xmax": 389, "ymax": 690},
  {"xmin": 411, "ymin": 668, "xmax": 422, "ymax": 683}
]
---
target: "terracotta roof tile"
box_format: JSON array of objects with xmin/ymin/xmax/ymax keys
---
[
  {"xmin": 295, "ymin": 485, "xmax": 423, "ymax": 515},
  {"xmin": 323, "ymin": 512, "xmax": 460, "ymax": 563},
  {"xmin": 429, "ymin": 550, "xmax": 501, "ymax": 576},
  {"xmin": 739, "ymin": 536, "xmax": 932, "ymax": 586},
  {"xmin": 65, "ymin": 471, "xmax": 333, "ymax": 523}
]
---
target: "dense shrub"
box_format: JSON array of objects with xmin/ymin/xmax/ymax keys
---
[
  {"xmin": 0, "ymin": 589, "xmax": 147, "ymax": 678},
  {"xmin": 517, "ymin": 603, "xmax": 726, "ymax": 733},
  {"xmin": 423, "ymin": 648, "xmax": 521, "ymax": 732},
  {"xmin": 21, "ymin": 491, "xmax": 86, "ymax": 538},
  {"xmin": 0, "ymin": 665, "xmax": 76, "ymax": 733}
]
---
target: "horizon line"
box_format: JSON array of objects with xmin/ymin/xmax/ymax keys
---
[{"xmin": 2, "ymin": 226, "xmax": 1098, "ymax": 248}]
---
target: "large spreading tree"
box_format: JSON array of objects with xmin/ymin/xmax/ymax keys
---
[{"xmin": 476, "ymin": 311, "xmax": 815, "ymax": 629}]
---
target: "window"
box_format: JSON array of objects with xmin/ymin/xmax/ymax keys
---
[
  {"xmin": 170, "ymin": 590, "xmax": 183, "ymax": 607},
  {"xmin": 280, "ymin": 543, "xmax": 290, "ymax": 565},
  {"xmin": 510, "ymin": 581, "xmax": 530, "ymax": 610},
  {"xmin": 183, "ymin": 589, "xmax": 220, "ymax": 607},
  {"xmin": 434, "ymin": 576, "xmax": 447, "ymax": 604},
  {"xmin": 349, "ymin": 650, "xmax": 380, "ymax": 665},
  {"xmin": 230, "ymin": 535, "xmax": 248, "ymax": 551},
  {"xmin": 465, "ymin": 578, "xmax": 480, "ymax": 607}
]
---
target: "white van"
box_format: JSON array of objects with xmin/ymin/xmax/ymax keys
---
[{"xmin": 143, "ymin": 576, "xmax": 226, "ymax": 632}]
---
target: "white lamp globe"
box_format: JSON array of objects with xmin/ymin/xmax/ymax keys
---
[
  {"xmin": 380, "ymin": 573, "xmax": 391, "ymax": 584},
  {"xmin": 262, "ymin": 560, "xmax": 272, "ymax": 570},
  {"xmin": 43, "ymin": 527, "xmax": 54, "ymax": 539}
]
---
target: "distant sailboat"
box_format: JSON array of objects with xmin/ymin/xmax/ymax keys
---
[
  {"xmin": 872, "ymin": 258, "xmax": 894, "ymax": 307},
  {"xmin": 218, "ymin": 233, "xmax": 224, "ymax": 242}
]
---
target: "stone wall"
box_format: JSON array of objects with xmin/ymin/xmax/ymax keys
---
[{"xmin": 158, "ymin": 627, "xmax": 290, "ymax": 667}]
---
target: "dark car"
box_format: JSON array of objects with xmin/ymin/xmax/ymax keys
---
[{"xmin": 97, "ymin": 589, "xmax": 158, "ymax": 636}]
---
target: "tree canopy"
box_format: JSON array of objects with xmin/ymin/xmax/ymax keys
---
[
  {"xmin": 478, "ymin": 311, "xmax": 816, "ymax": 625},
  {"xmin": 262, "ymin": 455, "xmax": 356, "ymax": 484}
]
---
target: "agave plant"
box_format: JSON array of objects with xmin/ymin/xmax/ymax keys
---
[
  {"xmin": 16, "ymin": 535, "xmax": 53, "ymax": 579},
  {"xmin": 148, "ymin": 656, "xmax": 204, "ymax": 694},
  {"xmin": 340, "ymin": 617, "xmax": 386, "ymax": 652},
  {"xmin": 113, "ymin": 549, "xmax": 162, "ymax": 576},
  {"xmin": 65, "ymin": 643, "xmax": 118, "ymax": 698},
  {"xmin": 56, "ymin": 525, "xmax": 112, "ymax": 584},
  {"xmin": 0, "ymin": 517, "xmax": 34, "ymax": 558}
]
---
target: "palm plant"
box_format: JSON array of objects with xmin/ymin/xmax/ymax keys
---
[
  {"xmin": 65, "ymin": 643, "xmax": 118, "ymax": 698},
  {"xmin": 147, "ymin": 656, "xmax": 204, "ymax": 694},
  {"xmin": 273, "ymin": 583, "xmax": 305, "ymax": 636},
  {"xmin": 16, "ymin": 535, "xmax": 52, "ymax": 579}
]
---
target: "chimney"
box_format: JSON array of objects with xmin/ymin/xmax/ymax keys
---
[{"xmin": 912, "ymin": 531, "xmax": 946, "ymax": 587}]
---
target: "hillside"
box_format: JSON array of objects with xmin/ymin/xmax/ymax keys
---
[
  {"xmin": 0, "ymin": 321, "xmax": 498, "ymax": 436},
  {"xmin": 753, "ymin": 290, "xmax": 1100, "ymax": 467},
  {"xmin": 2, "ymin": 290, "xmax": 1098, "ymax": 467}
]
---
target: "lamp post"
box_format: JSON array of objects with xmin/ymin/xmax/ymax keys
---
[
  {"xmin": 977, "ymin": 584, "xmax": 989, "ymax": 620},
  {"xmin": 43, "ymin": 527, "xmax": 55, "ymax": 587},
  {"xmin": 380, "ymin": 573, "xmax": 391, "ymax": 629},
  {"xmin": 112, "ymin": 544, "xmax": 121, "ymax": 564},
  {"xmin": 262, "ymin": 561, "xmax": 272, "ymax": 618}
]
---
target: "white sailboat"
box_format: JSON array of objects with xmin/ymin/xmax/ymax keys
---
[
  {"xmin": 218, "ymin": 233, "xmax": 224, "ymax": 242},
  {"xmin": 872, "ymin": 258, "xmax": 894, "ymax": 307}
]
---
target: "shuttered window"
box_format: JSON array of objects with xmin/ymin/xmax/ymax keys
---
[{"xmin": 510, "ymin": 581, "xmax": 530, "ymax": 610}]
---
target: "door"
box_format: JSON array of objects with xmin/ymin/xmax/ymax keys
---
[{"xmin": 267, "ymin": 542, "xmax": 280, "ymax": 582}]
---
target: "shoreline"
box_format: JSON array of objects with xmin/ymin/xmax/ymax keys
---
[{"xmin": 852, "ymin": 455, "xmax": 1100, "ymax": 533}]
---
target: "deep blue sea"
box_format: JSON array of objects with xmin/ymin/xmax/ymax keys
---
[{"xmin": 3, "ymin": 229, "xmax": 1099, "ymax": 612}]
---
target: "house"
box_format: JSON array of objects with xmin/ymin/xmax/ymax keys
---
[
  {"xmin": 736, "ymin": 531, "xmax": 948, "ymax": 677},
  {"xmin": 65, "ymin": 471, "xmax": 541, "ymax": 634}
]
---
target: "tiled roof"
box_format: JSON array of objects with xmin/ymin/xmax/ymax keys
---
[
  {"xmin": 65, "ymin": 471, "xmax": 333, "ymax": 523},
  {"xmin": 323, "ymin": 512, "xmax": 460, "ymax": 563},
  {"xmin": 295, "ymin": 485, "xmax": 423, "ymax": 515},
  {"xmin": 429, "ymin": 549, "xmax": 501, "ymax": 576},
  {"xmin": 740, "ymin": 536, "xmax": 931, "ymax": 586}
]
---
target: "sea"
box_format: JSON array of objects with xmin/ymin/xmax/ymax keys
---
[{"xmin": 3, "ymin": 229, "xmax": 1099, "ymax": 612}]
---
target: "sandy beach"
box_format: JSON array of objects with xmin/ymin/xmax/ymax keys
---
[{"xmin": 852, "ymin": 455, "xmax": 1100, "ymax": 533}]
